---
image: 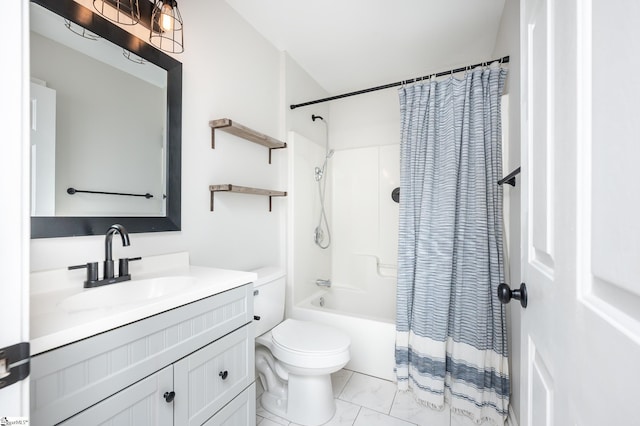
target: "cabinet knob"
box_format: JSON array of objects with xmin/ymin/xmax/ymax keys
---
[
  {"xmin": 219, "ymin": 370, "xmax": 228, "ymax": 380},
  {"xmin": 163, "ymin": 391, "xmax": 175, "ymax": 403}
]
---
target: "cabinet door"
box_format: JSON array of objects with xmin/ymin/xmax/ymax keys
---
[
  {"xmin": 174, "ymin": 325, "xmax": 254, "ymax": 426},
  {"xmin": 61, "ymin": 366, "xmax": 173, "ymax": 426},
  {"xmin": 202, "ymin": 383, "xmax": 256, "ymax": 426}
]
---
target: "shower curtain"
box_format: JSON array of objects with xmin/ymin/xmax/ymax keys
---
[{"xmin": 395, "ymin": 65, "xmax": 509, "ymax": 425}]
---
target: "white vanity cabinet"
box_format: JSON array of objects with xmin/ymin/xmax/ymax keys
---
[{"xmin": 30, "ymin": 284, "xmax": 255, "ymax": 425}]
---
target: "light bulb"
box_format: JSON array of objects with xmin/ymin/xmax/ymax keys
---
[{"xmin": 160, "ymin": 2, "xmax": 174, "ymax": 31}]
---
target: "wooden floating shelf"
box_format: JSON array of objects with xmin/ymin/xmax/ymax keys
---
[
  {"xmin": 209, "ymin": 118, "xmax": 287, "ymax": 164},
  {"xmin": 209, "ymin": 184, "xmax": 287, "ymax": 212}
]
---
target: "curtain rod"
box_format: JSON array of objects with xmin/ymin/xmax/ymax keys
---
[{"xmin": 290, "ymin": 55, "xmax": 510, "ymax": 110}]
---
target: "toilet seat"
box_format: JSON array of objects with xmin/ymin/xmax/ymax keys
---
[{"xmin": 268, "ymin": 319, "xmax": 350, "ymax": 370}]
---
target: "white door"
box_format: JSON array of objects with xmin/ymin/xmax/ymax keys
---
[
  {"xmin": 520, "ymin": 0, "xmax": 640, "ymax": 425},
  {"xmin": 30, "ymin": 82, "xmax": 57, "ymax": 216},
  {"xmin": 0, "ymin": 0, "xmax": 30, "ymax": 418}
]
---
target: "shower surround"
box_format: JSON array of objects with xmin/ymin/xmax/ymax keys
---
[{"xmin": 288, "ymin": 131, "xmax": 399, "ymax": 380}]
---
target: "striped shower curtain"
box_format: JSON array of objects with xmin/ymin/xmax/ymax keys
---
[{"xmin": 395, "ymin": 65, "xmax": 509, "ymax": 425}]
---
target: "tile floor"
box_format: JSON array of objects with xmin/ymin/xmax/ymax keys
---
[{"xmin": 255, "ymin": 369, "xmax": 455, "ymax": 426}]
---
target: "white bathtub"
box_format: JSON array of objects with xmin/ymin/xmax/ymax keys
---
[{"xmin": 292, "ymin": 286, "xmax": 397, "ymax": 381}]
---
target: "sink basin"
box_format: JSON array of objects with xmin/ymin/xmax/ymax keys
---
[{"xmin": 58, "ymin": 276, "xmax": 196, "ymax": 312}]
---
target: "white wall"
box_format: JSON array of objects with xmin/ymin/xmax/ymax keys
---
[
  {"xmin": 31, "ymin": 0, "xmax": 289, "ymax": 273},
  {"xmin": 329, "ymin": 89, "xmax": 400, "ymax": 151},
  {"xmin": 284, "ymin": 53, "xmax": 330, "ymax": 147},
  {"xmin": 492, "ymin": 0, "xmax": 522, "ymax": 423}
]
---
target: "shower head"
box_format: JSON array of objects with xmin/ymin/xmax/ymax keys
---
[
  {"xmin": 312, "ymin": 114, "xmax": 324, "ymax": 122},
  {"xmin": 326, "ymin": 149, "xmax": 335, "ymax": 158}
]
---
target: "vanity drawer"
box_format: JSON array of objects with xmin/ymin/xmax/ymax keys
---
[
  {"xmin": 202, "ymin": 382, "xmax": 256, "ymax": 426},
  {"xmin": 174, "ymin": 324, "xmax": 254, "ymax": 426},
  {"xmin": 31, "ymin": 284, "xmax": 253, "ymax": 426}
]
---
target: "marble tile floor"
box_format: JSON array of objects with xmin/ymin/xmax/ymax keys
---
[{"xmin": 255, "ymin": 369, "xmax": 454, "ymax": 426}]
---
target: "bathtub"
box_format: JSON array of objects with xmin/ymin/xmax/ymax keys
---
[{"xmin": 291, "ymin": 286, "xmax": 397, "ymax": 381}]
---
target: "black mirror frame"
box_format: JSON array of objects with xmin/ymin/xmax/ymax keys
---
[{"xmin": 31, "ymin": 0, "xmax": 181, "ymax": 238}]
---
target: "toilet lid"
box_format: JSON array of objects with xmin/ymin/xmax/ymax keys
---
[{"xmin": 271, "ymin": 319, "xmax": 350, "ymax": 355}]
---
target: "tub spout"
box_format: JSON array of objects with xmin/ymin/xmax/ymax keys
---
[{"xmin": 316, "ymin": 278, "xmax": 331, "ymax": 288}]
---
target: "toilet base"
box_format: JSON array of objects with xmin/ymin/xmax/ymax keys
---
[{"xmin": 260, "ymin": 373, "xmax": 336, "ymax": 426}]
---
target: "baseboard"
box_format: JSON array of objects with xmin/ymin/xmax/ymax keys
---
[{"xmin": 506, "ymin": 406, "xmax": 520, "ymax": 426}]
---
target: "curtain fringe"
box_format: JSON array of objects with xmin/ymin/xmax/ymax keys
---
[{"xmin": 400, "ymin": 388, "xmax": 509, "ymax": 426}]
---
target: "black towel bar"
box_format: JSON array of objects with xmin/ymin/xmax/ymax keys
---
[{"xmin": 67, "ymin": 187, "xmax": 153, "ymax": 199}]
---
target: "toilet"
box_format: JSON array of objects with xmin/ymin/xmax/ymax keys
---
[{"xmin": 252, "ymin": 267, "xmax": 350, "ymax": 426}]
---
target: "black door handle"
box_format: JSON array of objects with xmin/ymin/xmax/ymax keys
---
[
  {"xmin": 163, "ymin": 391, "xmax": 175, "ymax": 403},
  {"xmin": 219, "ymin": 370, "xmax": 228, "ymax": 380},
  {"xmin": 497, "ymin": 282, "xmax": 528, "ymax": 308}
]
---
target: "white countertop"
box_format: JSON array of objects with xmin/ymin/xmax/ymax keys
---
[{"xmin": 30, "ymin": 252, "xmax": 257, "ymax": 355}]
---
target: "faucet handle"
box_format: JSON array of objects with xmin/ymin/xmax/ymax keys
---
[
  {"xmin": 68, "ymin": 262, "xmax": 99, "ymax": 285},
  {"xmin": 118, "ymin": 257, "xmax": 142, "ymax": 277}
]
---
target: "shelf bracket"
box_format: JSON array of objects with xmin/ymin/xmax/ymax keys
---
[{"xmin": 268, "ymin": 144, "xmax": 287, "ymax": 164}]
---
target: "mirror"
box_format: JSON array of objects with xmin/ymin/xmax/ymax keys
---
[{"xmin": 30, "ymin": 0, "xmax": 181, "ymax": 238}]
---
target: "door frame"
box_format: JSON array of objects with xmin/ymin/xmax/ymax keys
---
[{"xmin": 0, "ymin": 0, "xmax": 31, "ymax": 416}]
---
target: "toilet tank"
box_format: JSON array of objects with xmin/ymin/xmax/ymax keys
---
[{"xmin": 252, "ymin": 266, "xmax": 286, "ymax": 337}]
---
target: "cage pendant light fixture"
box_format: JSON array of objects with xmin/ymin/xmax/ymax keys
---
[
  {"xmin": 150, "ymin": 0, "xmax": 184, "ymax": 54},
  {"xmin": 93, "ymin": 0, "xmax": 140, "ymax": 25}
]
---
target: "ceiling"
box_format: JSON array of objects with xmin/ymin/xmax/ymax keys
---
[{"xmin": 225, "ymin": 0, "xmax": 507, "ymax": 94}]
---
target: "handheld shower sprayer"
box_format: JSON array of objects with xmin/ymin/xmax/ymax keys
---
[
  {"xmin": 315, "ymin": 150, "xmax": 334, "ymax": 181},
  {"xmin": 312, "ymin": 113, "xmax": 332, "ymax": 249}
]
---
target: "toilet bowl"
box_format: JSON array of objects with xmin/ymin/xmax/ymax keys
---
[{"xmin": 252, "ymin": 267, "xmax": 350, "ymax": 426}]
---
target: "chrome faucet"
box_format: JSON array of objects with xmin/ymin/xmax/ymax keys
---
[
  {"xmin": 104, "ymin": 224, "xmax": 130, "ymax": 279},
  {"xmin": 315, "ymin": 278, "xmax": 332, "ymax": 288}
]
